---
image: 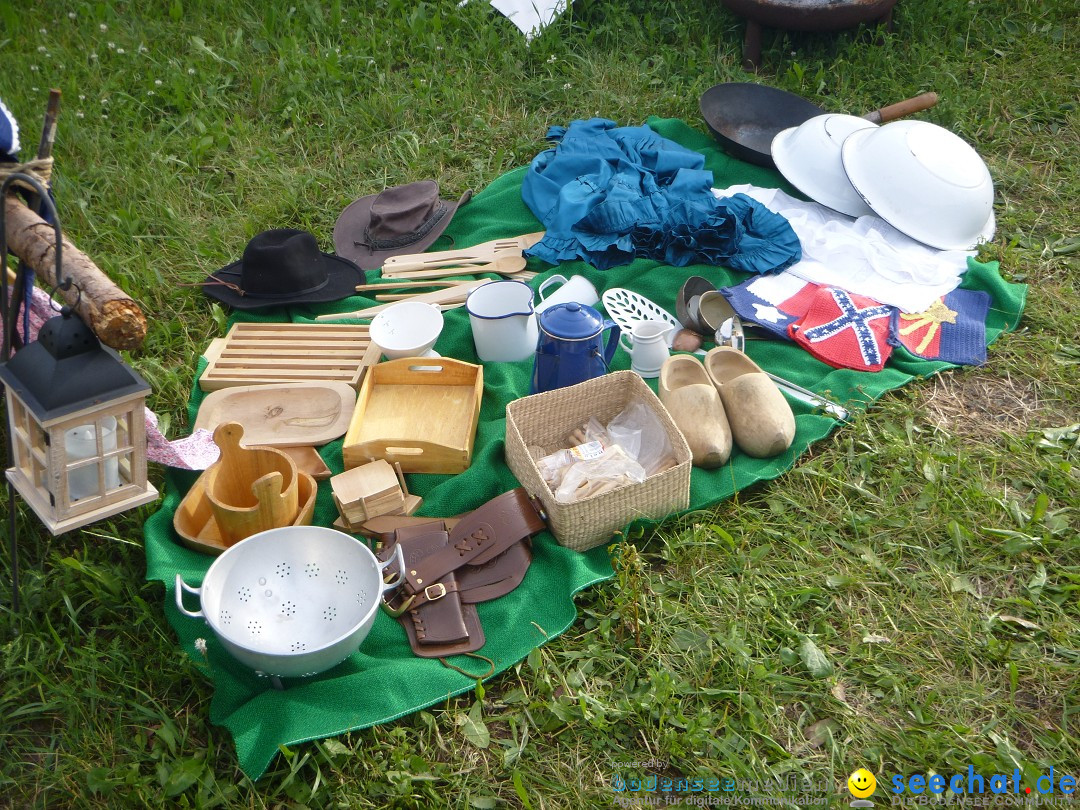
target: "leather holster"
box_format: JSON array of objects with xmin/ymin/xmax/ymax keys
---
[{"xmin": 376, "ymin": 488, "xmax": 547, "ymax": 658}]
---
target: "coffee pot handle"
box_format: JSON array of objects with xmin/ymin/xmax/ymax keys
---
[{"xmin": 602, "ymin": 320, "xmax": 621, "ymax": 367}]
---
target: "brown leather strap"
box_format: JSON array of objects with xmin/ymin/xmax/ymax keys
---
[
  {"xmin": 388, "ymin": 526, "xmax": 468, "ymax": 646},
  {"xmin": 402, "ymin": 488, "xmax": 546, "ymax": 594}
]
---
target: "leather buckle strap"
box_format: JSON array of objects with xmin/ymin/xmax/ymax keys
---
[{"xmin": 402, "ymin": 488, "xmax": 546, "ymax": 595}]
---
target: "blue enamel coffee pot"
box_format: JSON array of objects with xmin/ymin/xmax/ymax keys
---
[{"xmin": 531, "ymin": 302, "xmax": 620, "ymax": 394}]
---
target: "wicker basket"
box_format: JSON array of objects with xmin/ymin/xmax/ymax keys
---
[{"xmin": 505, "ymin": 371, "xmax": 692, "ymax": 552}]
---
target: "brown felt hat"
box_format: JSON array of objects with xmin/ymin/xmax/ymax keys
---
[{"xmin": 332, "ymin": 180, "xmax": 472, "ymax": 270}]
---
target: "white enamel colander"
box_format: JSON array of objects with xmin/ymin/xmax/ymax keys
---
[{"xmin": 176, "ymin": 526, "xmax": 404, "ymax": 678}]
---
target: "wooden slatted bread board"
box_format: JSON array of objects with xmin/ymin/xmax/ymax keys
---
[{"xmin": 199, "ymin": 323, "xmax": 379, "ymax": 392}]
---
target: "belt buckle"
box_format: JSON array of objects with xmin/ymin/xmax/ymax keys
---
[{"xmin": 424, "ymin": 582, "xmax": 447, "ymax": 601}]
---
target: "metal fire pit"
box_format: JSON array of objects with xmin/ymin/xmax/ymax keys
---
[{"xmin": 721, "ymin": 0, "xmax": 900, "ymax": 70}]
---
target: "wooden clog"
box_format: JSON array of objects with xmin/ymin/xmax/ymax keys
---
[
  {"xmin": 703, "ymin": 347, "xmax": 795, "ymax": 458},
  {"xmin": 658, "ymin": 355, "xmax": 731, "ymax": 469}
]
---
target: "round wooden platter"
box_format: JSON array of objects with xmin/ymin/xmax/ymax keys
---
[{"xmin": 193, "ymin": 382, "xmax": 357, "ymax": 448}]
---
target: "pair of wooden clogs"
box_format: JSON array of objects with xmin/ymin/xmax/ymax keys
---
[{"xmin": 658, "ymin": 348, "xmax": 795, "ymax": 468}]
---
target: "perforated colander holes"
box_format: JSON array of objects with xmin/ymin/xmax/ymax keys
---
[
  {"xmin": 275, "ymin": 562, "xmax": 292, "ymax": 577},
  {"xmin": 289, "ymin": 641, "xmax": 307, "ymax": 652},
  {"xmin": 220, "ymin": 610, "xmax": 232, "ymax": 625},
  {"xmin": 335, "ymin": 569, "xmax": 349, "ymax": 585},
  {"xmin": 247, "ymin": 619, "xmax": 263, "ymax": 636},
  {"xmin": 304, "ymin": 563, "xmax": 320, "ymax": 578},
  {"xmin": 280, "ymin": 600, "xmax": 297, "ymax": 618},
  {"xmin": 355, "ymin": 588, "xmax": 368, "ymax": 605},
  {"xmin": 322, "ymin": 606, "xmax": 338, "ymax": 622},
  {"xmin": 237, "ymin": 586, "xmax": 253, "ymax": 603}
]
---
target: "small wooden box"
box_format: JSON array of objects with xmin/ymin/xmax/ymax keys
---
[
  {"xmin": 330, "ymin": 460, "xmax": 404, "ymax": 525},
  {"xmin": 342, "ymin": 357, "xmax": 483, "ymax": 474}
]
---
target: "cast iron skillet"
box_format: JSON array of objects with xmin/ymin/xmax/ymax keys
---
[{"xmin": 699, "ymin": 83, "xmax": 938, "ymax": 168}]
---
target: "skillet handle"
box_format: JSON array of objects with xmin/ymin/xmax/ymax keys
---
[
  {"xmin": 174, "ymin": 575, "xmax": 204, "ymax": 619},
  {"xmin": 864, "ymin": 92, "xmax": 939, "ymax": 124}
]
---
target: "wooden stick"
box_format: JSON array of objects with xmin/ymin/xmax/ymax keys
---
[
  {"xmin": 3, "ymin": 193, "xmax": 147, "ymax": 350},
  {"xmin": 354, "ymin": 280, "xmax": 460, "ymax": 292}
]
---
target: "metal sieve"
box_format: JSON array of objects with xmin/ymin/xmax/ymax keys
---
[{"xmin": 176, "ymin": 526, "xmax": 404, "ymax": 678}]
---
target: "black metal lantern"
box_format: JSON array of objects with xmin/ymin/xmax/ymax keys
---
[
  {"xmin": 0, "ymin": 307, "xmax": 158, "ymax": 533},
  {"xmin": 2, "ymin": 172, "xmax": 158, "ymax": 592}
]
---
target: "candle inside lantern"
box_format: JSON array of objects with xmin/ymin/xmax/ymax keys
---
[{"xmin": 64, "ymin": 416, "xmax": 120, "ymax": 500}]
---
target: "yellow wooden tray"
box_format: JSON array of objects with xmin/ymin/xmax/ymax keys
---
[{"xmin": 342, "ymin": 357, "xmax": 483, "ymax": 474}]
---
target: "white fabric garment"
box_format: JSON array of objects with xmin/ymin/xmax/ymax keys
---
[
  {"xmin": 713, "ymin": 184, "xmax": 975, "ymax": 313},
  {"xmin": 485, "ymin": 0, "xmax": 568, "ymax": 41}
]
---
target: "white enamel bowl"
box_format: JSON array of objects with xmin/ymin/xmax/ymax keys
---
[
  {"xmin": 772, "ymin": 113, "xmax": 877, "ymax": 218},
  {"xmin": 841, "ymin": 120, "xmax": 995, "ymax": 250},
  {"xmin": 369, "ymin": 301, "xmax": 444, "ymax": 359}
]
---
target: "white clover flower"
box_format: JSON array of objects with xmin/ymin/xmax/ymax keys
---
[
  {"xmin": 116, "ymin": 47, "xmax": 125, "ymax": 54},
  {"xmin": 154, "ymin": 79, "xmax": 162, "ymax": 86},
  {"xmin": 68, "ymin": 12, "xmax": 76, "ymax": 19},
  {"xmin": 39, "ymin": 27, "xmax": 46, "ymax": 34},
  {"xmin": 147, "ymin": 90, "xmax": 154, "ymax": 96},
  {"xmin": 30, "ymin": 65, "xmax": 38, "ymax": 72},
  {"xmin": 563, "ymin": 82, "xmax": 571, "ymax": 89},
  {"xmin": 79, "ymin": 94, "xmax": 86, "ymax": 101},
  {"xmin": 100, "ymin": 23, "xmax": 108, "ymax": 31},
  {"xmin": 76, "ymin": 111, "xmax": 84, "ymax": 118},
  {"xmin": 188, "ymin": 67, "xmax": 195, "ymax": 74},
  {"xmin": 31, "ymin": 86, "xmax": 39, "ymax": 92},
  {"xmin": 108, "ymin": 41, "xmax": 115, "ymax": 49},
  {"xmin": 194, "ymin": 638, "xmax": 208, "ymax": 655},
  {"xmin": 37, "ymin": 45, "xmax": 47, "ymax": 53},
  {"xmin": 547, "ymin": 54, "xmax": 556, "ymax": 63},
  {"xmin": 90, "ymin": 53, "xmax": 97, "ymax": 60}
]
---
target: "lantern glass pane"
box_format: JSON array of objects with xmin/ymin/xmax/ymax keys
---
[{"xmin": 63, "ymin": 416, "xmax": 120, "ymax": 501}]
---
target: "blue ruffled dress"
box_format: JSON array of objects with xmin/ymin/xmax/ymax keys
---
[{"xmin": 522, "ymin": 118, "xmax": 801, "ymax": 273}]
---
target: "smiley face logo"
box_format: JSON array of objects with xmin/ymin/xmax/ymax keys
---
[{"xmin": 848, "ymin": 769, "xmax": 877, "ymax": 799}]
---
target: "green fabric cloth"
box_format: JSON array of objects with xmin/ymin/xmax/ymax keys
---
[{"xmin": 143, "ymin": 117, "xmax": 1027, "ymax": 780}]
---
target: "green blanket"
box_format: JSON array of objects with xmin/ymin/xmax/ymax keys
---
[{"xmin": 143, "ymin": 118, "xmax": 1026, "ymax": 779}]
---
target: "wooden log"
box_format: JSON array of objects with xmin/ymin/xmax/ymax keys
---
[{"xmin": 3, "ymin": 193, "xmax": 147, "ymax": 350}]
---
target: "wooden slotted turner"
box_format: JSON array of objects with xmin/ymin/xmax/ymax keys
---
[{"xmin": 381, "ymin": 232, "xmax": 545, "ymax": 272}]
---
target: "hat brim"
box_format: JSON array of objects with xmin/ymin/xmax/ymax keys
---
[
  {"xmin": 333, "ymin": 190, "xmax": 471, "ymax": 270},
  {"xmin": 201, "ymin": 252, "xmax": 365, "ymax": 310}
]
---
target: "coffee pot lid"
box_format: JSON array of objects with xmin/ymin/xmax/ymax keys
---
[{"xmin": 538, "ymin": 302, "xmax": 605, "ymax": 339}]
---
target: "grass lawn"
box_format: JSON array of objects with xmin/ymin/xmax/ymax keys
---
[{"xmin": 1, "ymin": 0, "xmax": 1077, "ymax": 806}]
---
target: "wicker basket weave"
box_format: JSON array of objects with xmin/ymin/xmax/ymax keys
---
[{"xmin": 505, "ymin": 371, "xmax": 692, "ymax": 552}]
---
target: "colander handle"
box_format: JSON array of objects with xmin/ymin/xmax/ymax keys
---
[
  {"xmin": 379, "ymin": 543, "xmax": 406, "ymax": 596},
  {"xmin": 174, "ymin": 575, "xmax": 205, "ymax": 619}
]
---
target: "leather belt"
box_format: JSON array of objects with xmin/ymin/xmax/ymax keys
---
[{"xmin": 376, "ymin": 488, "xmax": 547, "ymax": 658}]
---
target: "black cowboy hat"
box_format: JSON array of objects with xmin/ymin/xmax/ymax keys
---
[
  {"xmin": 333, "ymin": 180, "xmax": 472, "ymax": 270},
  {"xmin": 202, "ymin": 229, "xmax": 365, "ymax": 310}
]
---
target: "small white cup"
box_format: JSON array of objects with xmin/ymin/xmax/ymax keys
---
[
  {"xmin": 534, "ymin": 274, "xmax": 600, "ymax": 314},
  {"xmin": 619, "ymin": 320, "xmax": 672, "ymax": 379}
]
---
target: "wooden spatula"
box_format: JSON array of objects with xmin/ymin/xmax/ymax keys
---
[{"xmin": 315, "ymin": 279, "xmax": 491, "ymax": 321}]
